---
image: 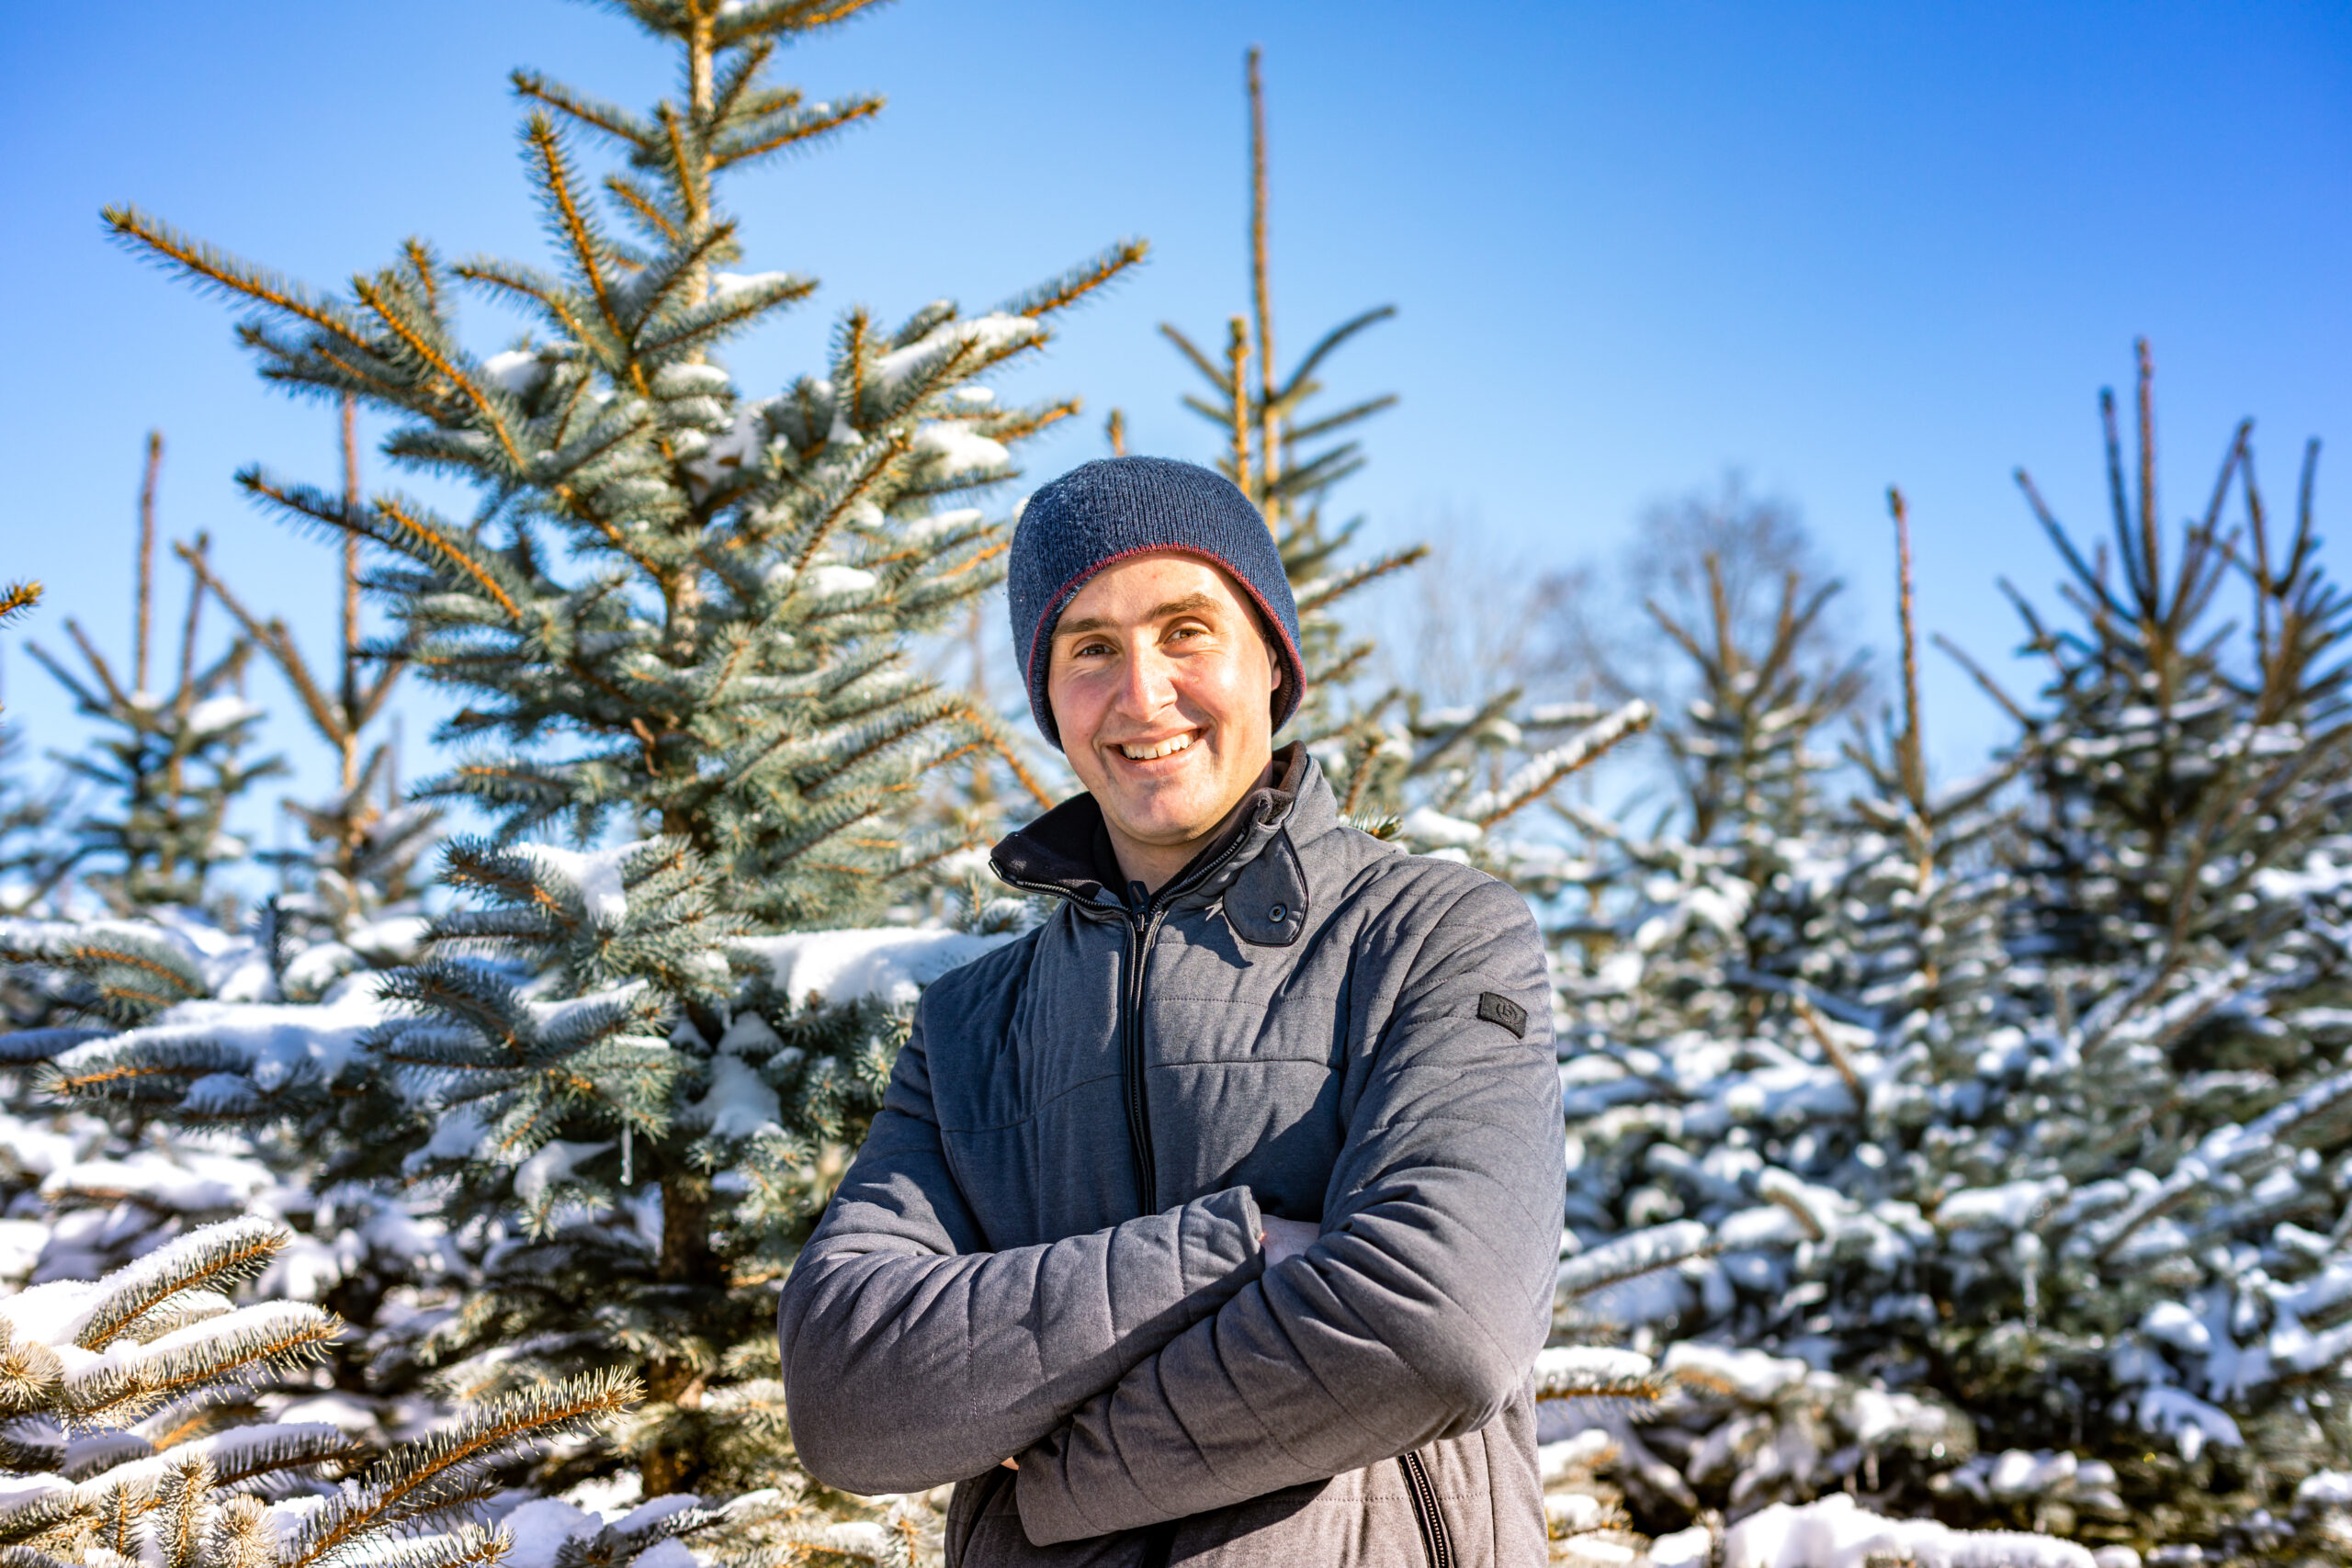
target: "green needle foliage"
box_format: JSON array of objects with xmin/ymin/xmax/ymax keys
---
[
  {"xmin": 25, "ymin": 534, "xmax": 282, "ymax": 919},
  {"xmin": 1545, "ymin": 345, "xmax": 2352, "ymax": 1559},
  {"xmin": 0, "ymin": 1217, "xmax": 634, "ymax": 1568},
  {"xmin": 85, "ymin": 0, "xmax": 1141, "ymax": 1507}
]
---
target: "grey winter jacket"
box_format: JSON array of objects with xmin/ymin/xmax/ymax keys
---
[{"xmin": 776, "ymin": 749, "xmax": 1566, "ymax": 1566}]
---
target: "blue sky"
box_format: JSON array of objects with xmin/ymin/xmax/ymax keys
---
[{"xmin": 5, "ymin": 1, "xmax": 2348, "ymax": 829}]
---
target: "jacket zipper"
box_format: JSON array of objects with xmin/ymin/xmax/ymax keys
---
[
  {"xmin": 1399, "ymin": 1451, "xmax": 1452, "ymax": 1568},
  {"xmin": 996, "ymin": 808, "xmax": 1275, "ymax": 1223},
  {"xmin": 1120, "ymin": 906, "xmax": 1167, "ymax": 1215}
]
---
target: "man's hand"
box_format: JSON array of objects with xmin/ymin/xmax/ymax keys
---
[
  {"xmin": 1005, "ymin": 1218, "xmax": 1312, "ymax": 1474},
  {"xmin": 1261, "ymin": 1215, "xmax": 1317, "ymax": 1267}
]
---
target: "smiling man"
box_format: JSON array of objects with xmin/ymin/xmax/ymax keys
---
[{"xmin": 778, "ymin": 457, "xmax": 1566, "ymax": 1566}]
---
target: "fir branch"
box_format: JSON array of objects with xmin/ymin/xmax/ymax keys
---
[
  {"xmin": 603, "ymin": 172, "xmax": 684, "ymax": 244},
  {"xmin": 709, "ymin": 0, "xmax": 888, "ymax": 46},
  {"xmin": 711, "ymin": 92, "xmax": 883, "ymax": 169},
  {"xmin": 77, "ymin": 1217, "xmax": 287, "ymax": 1352},
  {"xmin": 103, "ymin": 206, "xmax": 376, "ymax": 357},
  {"xmin": 1278, "ymin": 304, "xmax": 1398, "ymax": 402},
  {"xmin": 348, "ymin": 275, "xmax": 532, "ymax": 475},
  {"xmin": 450, "ymin": 258, "xmax": 598, "ymax": 347},
  {"xmin": 0, "ymin": 581, "xmax": 39, "ymax": 628},
  {"xmin": 245, "ymin": 472, "xmax": 526, "ymax": 624},
  {"xmin": 284, "ymin": 1370, "xmax": 637, "ymax": 1567},
  {"xmin": 1282, "ymin": 391, "xmax": 1400, "ymax": 447},
  {"xmin": 521, "ymin": 113, "xmax": 632, "ymax": 366},
  {"xmin": 510, "ymin": 68, "xmax": 656, "ymax": 150},
  {"xmin": 1001, "ymin": 239, "xmax": 1149, "ymax": 320}
]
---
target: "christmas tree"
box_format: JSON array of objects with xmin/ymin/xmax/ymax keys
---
[
  {"xmin": 74, "ymin": 0, "xmax": 1144, "ymax": 1529},
  {"xmin": 18, "ymin": 436, "xmax": 281, "ymax": 920},
  {"xmin": 0, "ymin": 1215, "xmax": 637, "ymax": 1568},
  {"xmin": 177, "ymin": 395, "xmax": 435, "ymax": 975},
  {"xmin": 1157, "ymin": 50, "xmax": 1650, "ymax": 871},
  {"xmin": 1544, "ymin": 344, "xmax": 2352, "ymax": 1564}
]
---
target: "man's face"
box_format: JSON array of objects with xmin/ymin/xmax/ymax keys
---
[{"xmin": 1046, "ymin": 551, "xmax": 1282, "ymax": 885}]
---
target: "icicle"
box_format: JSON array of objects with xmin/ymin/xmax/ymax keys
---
[{"xmin": 621, "ymin": 1123, "xmax": 633, "ymax": 1187}]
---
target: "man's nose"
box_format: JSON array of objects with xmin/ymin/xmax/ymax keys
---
[{"xmin": 1113, "ymin": 645, "xmax": 1177, "ymax": 716}]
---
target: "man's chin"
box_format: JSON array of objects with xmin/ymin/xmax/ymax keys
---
[{"xmin": 1099, "ymin": 792, "xmax": 1223, "ymax": 852}]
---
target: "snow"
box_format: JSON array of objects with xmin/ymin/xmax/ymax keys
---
[
  {"xmin": 257, "ymin": 1227, "xmax": 364, "ymax": 1302},
  {"xmin": 684, "ymin": 400, "xmax": 769, "ymax": 490},
  {"xmin": 901, "ymin": 506, "xmax": 984, "ymax": 547},
  {"xmin": 519, "ymin": 841, "xmax": 637, "ymax": 929},
  {"xmin": 1649, "ymin": 1525, "xmax": 1713, "ymax": 1566},
  {"xmin": 1537, "ymin": 1430, "xmax": 1615, "ymax": 1482},
  {"xmin": 911, "ymin": 422, "xmax": 1010, "ymax": 479},
  {"xmin": 497, "ymin": 1497, "xmax": 599, "ymax": 1568},
  {"xmin": 804, "ymin": 564, "xmax": 878, "ymax": 598},
  {"xmin": 1660, "ymin": 1341, "xmax": 1811, "ymax": 1402},
  {"xmin": 614, "ymin": 1493, "xmax": 703, "ymax": 1532},
  {"xmin": 1458, "ymin": 700, "xmax": 1651, "ymax": 821},
  {"xmin": 797, "ymin": 1521, "xmax": 890, "ymax": 1557},
  {"xmin": 414, "ymin": 1106, "xmax": 489, "ymax": 1167},
  {"xmin": 1987, "ymin": 1448, "xmax": 2076, "ymax": 1496},
  {"xmin": 1937, "ymin": 1176, "xmax": 2066, "ymax": 1232},
  {"xmin": 710, "ymin": 269, "xmax": 797, "ymax": 302},
  {"xmin": 2139, "ymin": 1300, "xmax": 2210, "ymax": 1354},
  {"xmin": 652, "ymin": 364, "xmax": 732, "ymax": 399},
  {"xmin": 870, "ymin": 311, "xmax": 1043, "ymax": 401},
  {"xmin": 1531, "ymin": 1344, "xmax": 1654, "ymax": 1395},
  {"xmin": 1724, "ymin": 1495, "xmax": 2096, "ymax": 1566},
  {"xmin": 51, "ymin": 987, "xmax": 391, "ymax": 1100},
  {"xmin": 514, "ymin": 1140, "xmax": 612, "ymax": 1207},
  {"xmin": 0, "ymin": 1464, "xmax": 65, "ymax": 1505},
  {"xmin": 2133, "ymin": 1382, "xmax": 2242, "ymax": 1460},
  {"xmin": 1397, "ymin": 807, "xmax": 1484, "ymax": 849},
  {"xmin": 0, "ymin": 1218, "xmax": 48, "ymax": 1281},
  {"xmin": 184, "ymin": 694, "xmax": 262, "ymax": 736},
  {"xmin": 41, "ymin": 1146, "xmax": 276, "ymax": 1213},
  {"xmin": 1558, "ymin": 1220, "xmax": 1713, "ymax": 1297},
  {"xmin": 345, "ymin": 914, "xmax": 429, "ymax": 963},
  {"xmin": 275, "ymin": 1392, "xmax": 384, "ymax": 1435},
  {"xmin": 737, "ymin": 928, "xmax": 1017, "ymax": 1010},
  {"xmin": 688, "ymin": 1050, "xmax": 782, "ymax": 1140},
  {"xmin": 481, "ymin": 349, "xmax": 547, "ymax": 396}
]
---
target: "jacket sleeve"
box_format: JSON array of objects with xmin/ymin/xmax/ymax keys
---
[
  {"xmin": 1012, "ymin": 874, "xmax": 1566, "ymax": 1543},
  {"xmin": 776, "ymin": 997, "xmax": 1267, "ymax": 1495}
]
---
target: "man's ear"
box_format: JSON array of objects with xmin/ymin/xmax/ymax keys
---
[{"xmin": 1264, "ymin": 635, "xmax": 1283, "ymax": 693}]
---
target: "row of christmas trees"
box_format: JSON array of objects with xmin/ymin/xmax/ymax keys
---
[{"xmin": 6, "ymin": 1, "xmax": 2352, "ymax": 1563}]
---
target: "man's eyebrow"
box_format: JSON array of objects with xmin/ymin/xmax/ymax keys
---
[{"xmin": 1054, "ymin": 593, "xmax": 1225, "ymax": 641}]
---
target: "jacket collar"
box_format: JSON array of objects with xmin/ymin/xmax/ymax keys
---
[{"xmin": 989, "ymin": 743, "xmax": 1328, "ymax": 918}]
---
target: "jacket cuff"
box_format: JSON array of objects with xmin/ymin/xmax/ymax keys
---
[{"xmin": 1180, "ymin": 1185, "xmax": 1265, "ymax": 1298}]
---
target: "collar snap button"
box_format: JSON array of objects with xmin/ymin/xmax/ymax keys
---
[{"xmin": 1268, "ymin": 903, "xmax": 1287, "ymax": 922}]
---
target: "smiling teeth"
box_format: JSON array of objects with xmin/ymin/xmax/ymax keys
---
[{"xmin": 1120, "ymin": 733, "xmax": 1195, "ymax": 761}]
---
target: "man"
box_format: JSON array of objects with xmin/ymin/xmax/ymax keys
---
[{"xmin": 778, "ymin": 457, "xmax": 1564, "ymax": 1565}]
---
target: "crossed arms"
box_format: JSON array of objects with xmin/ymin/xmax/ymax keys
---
[{"xmin": 775, "ymin": 878, "xmax": 1565, "ymax": 1544}]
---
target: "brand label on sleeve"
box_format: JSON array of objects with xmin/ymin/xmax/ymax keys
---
[{"xmin": 1476, "ymin": 991, "xmax": 1527, "ymax": 1039}]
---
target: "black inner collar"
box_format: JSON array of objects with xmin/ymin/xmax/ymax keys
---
[{"xmin": 992, "ymin": 743, "xmax": 1304, "ymax": 909}]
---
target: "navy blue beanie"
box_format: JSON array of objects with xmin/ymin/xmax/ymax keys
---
[{"xmin": 1009, "ymin": 456, "xmax": 1305, "ymax": 750}]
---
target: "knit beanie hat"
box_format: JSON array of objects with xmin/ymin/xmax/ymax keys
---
[{"xmin": 1009, "ymin": 456, "xmax": 1306, "ymax": 750}]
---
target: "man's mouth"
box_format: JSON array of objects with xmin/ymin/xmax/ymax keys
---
[{"xmin": 1117, "ymin": 730, "xmax": 1200, "ymax": 761}]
